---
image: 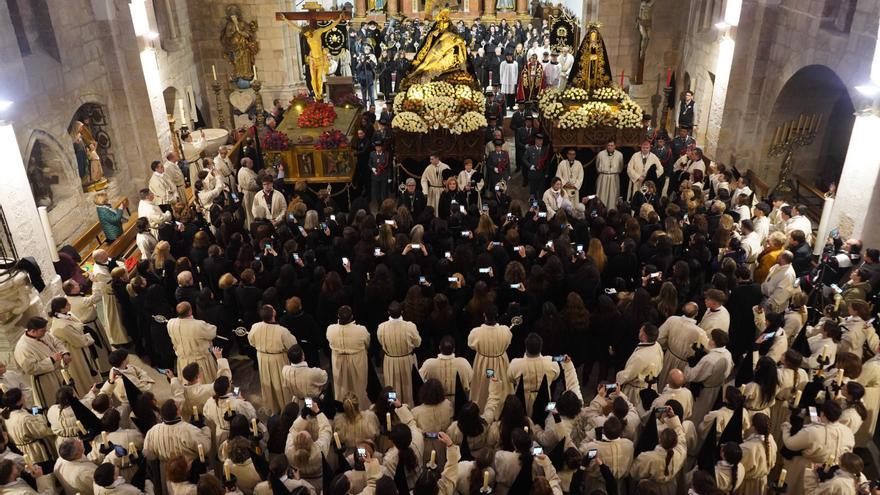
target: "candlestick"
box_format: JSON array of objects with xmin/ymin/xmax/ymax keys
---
[
  {"xmin": 483, "ymin": 470, "xmax": 490, "ymax": 489},
  {"xmin": 212, "ymin": 65, "xmax": 217, "ymax": 81},
  {"xmin": 129, "ymin": 442, "xmax": 138, "ymax": 458},
  {"xmin": 102, "ymin": 431, "xmax": 109, "ymax": 445},
  {"xmin": 76, "ymin": 421, "xmax": 86, "ymax": 435},
  {"xmin": 224, "ymin": 461, "xmax": 232, "ymax": 480},
  {"xmin": 837, "ymin": 368, "xmax": 844, "ymax": 384},
  {"xmin": 192, "ymin": 406, "xmax": 199, "ymax": 419},
  {"xmin": 178, "ymin": 99, "xmax": 186, "ymax": 123},
  {"xmin": 386, "ymin": 412, "xmax": 392, "ymax": 431},
  {"xmin": 778, "ymin": 468, "xmax": 787, "ymax": 485},
  {"xmin": 198, "ymin": 444, "xmax": 206, "ymax": 462},
  {"xmin": 252, "ymin": 65, "xmax": 257, "ymax": 80},
  {"xmin": 334, "ymin": 432, "xmax": 341, "ymax": 449},
  {"xmin": 666, "ymin": 68, "xmax": 672, "ymax": 87},
  {"xmin": 251, "ymin": 418, "xmax": 258, "ymax": 436},
  {"xmin": 61, "ymin": 368, "xmax": 71, "ymax": 384}
]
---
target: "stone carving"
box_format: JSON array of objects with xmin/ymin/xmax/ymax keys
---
[{"xmin": 220, "ymin": 4, "xmax": 259, "ymax": 84}]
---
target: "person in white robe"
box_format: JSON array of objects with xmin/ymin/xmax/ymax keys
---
[
  {"xmin": 555, "ymin": 148, "xmax": 583, "ymax": 204},
  {"xmin": 626, "ymin": 141, "xmax": 663, "ymax": 199},
  {"xmin": 595, "ymin": 141, "xmax": 624, "ymax": 209},
  {"xmin": 421, "ymin": 155, "xmax": 451, "ymax": 215}
]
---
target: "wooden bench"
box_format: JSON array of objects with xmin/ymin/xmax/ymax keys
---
[
  {"xmin": 72, "ymin": 198, "xmax": 132, "ymax": 264},
  {"xmin": 744, "ymin": 169, "xmax": 769, "ymax": 200}
]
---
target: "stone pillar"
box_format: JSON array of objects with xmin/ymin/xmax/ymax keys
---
[
  {"xmin": 484, "ymin": 0, "xmax": 495, "ymax": 18},
  {"xmin": 0, "ymin": 122, "xmax": 62, "ymax": 303},
  {"xmin": 387, "ymin": 0, "xmax": 398, "ymax": 17},
  {"xmin": 354, "ymin": 0, "xmax": 366, "ymax": 19},
  {"xmin": 516, "ymin": 0, "xmax": 528, "ymax": 18},
  {"xmin": 827, "ymin": 111, "xmax": 880, "ymax": 245}
]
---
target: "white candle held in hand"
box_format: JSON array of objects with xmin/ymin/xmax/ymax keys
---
[
  {"xmin": 386, "ymin": 412, "xmax": 392, "ymax": 431},
  {"xmin": 198, "ymin": 444, "xmax": 205, "ymax": 462},
  {"xmin": 778, "ymin": 468, "xmax": 787, "ymax": 485},
  {"xmin": 334, "ymin": 432, "xmax": 341, "ymax": 449},
  {"xmin": 483, "ymin": 470, "xmax": 489, "ymax": 489},
  {"xmin": 212, "ymin": 64, "xmax": 217, "ymax": 81},
  {"xmin": 129, "ymin": 442, "xmax": 138, "ymax": 458}
]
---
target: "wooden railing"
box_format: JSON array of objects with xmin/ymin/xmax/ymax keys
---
[
  {"xmin": 744, "ymin": 169, "xmax": 770, "ymax": 200},
  {"xmin": 792, "ymin": 174, "xmax": 826, "ymax": 223}
]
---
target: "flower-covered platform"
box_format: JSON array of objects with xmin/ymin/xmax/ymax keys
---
[{"xmin": 538, "ymin": 86, "xmax": 644, "ymax": 148}]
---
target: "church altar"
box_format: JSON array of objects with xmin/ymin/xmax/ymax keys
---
[{"xmin": 269, "ymin": 103, "xmax": 361, "ymax": 183}]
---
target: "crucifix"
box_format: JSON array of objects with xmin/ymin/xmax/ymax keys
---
[{"xmin": 276, "ymin": 3, "xmax": 351, "ymax": 101}]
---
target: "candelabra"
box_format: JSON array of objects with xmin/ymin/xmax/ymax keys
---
[
  {"xmin": 768, "ymin": 113, "xmax": 822, "ymax": 196},
  {"xmin": 252, "ymin": 78, "xmax": 266, "ymax": 128},
  {"xmin": 211, "ymin": 80, "xmax": 226, "ymax": 130}
]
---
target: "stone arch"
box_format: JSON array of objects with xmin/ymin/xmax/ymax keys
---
[
  {"xmin": 22, "ymin": 129, "xmax": 94, "ymax": 246},
  {"xmin": 758, "ymin": 64, "xmax": 854, "ymax": 192}
]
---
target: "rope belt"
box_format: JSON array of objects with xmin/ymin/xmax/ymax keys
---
[
  {"xmin": 598, "ymin": 172, "xmax": 619, "ymax": 175},
  {"xmin": 258, "ymin": 350, "xmax": 287, "ymax": 355},
  {"xmin": 668, "ymin": 348, "xmax": 690, "ymax": 362},
  {"xmin": 385, "ymin": 351, "xmax": 414, "ymax": 358},
  {"xmin": 477, "ymin": 351, "xmax": 507, "ymax": 359}
]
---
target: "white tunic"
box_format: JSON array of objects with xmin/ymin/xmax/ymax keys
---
[{"xmin": 595, "ymin": 150, "xmax": 624, "ymax": 209}]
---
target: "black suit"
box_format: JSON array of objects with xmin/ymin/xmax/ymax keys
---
[
  {"xmin": 726, "ymin": 283, "xmax": 764, "ymax": 363},
  {"xmin": 203, "ymin": 255, "xmax": 233, "ymax": 294}
]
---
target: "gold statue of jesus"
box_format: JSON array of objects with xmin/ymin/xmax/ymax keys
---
[{"xmin": 287, "ymin": 14, "xmax": 344, "ymax": 100}]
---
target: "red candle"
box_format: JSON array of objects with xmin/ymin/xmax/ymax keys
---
[
  {"xmin": 620, "ymin": 70, "xmax": 625, "ymax": 86},
  {"xmin": 666, "ymin": 68, "xmax": 672, "ymax": 87}
]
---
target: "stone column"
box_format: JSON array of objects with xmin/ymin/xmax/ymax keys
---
[
  {"xmin": 387, "ymin": 0, "xmax": 398, "ymax": 17},
  {"xmin": 484, "ymin": 0, "xmax": 495, "ymax": 19},
  {"xmin": 828, "ymin": 110, "xmax": 880, "ymax": 245},
  {"xmin": 354, "ymin": 0, "xmax": 366, "ymax": 19},
  {"xmin": 516, "ymin": 0, "xmax": 528, "ymax": 18}
]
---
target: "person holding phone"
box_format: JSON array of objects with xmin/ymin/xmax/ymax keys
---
[
  {"xmin": 281, "ymin": 344, "xmax": 328, "ymax": 409},
  {"xmin": 781, "ymin": 400, "xmax": 855, "ymax": 494},
  {"xmin": 237, "ymin": 156, "xmax": 260, "ymax": 228},
  {"xmin": 507, "ymin": 333, "xmax": 559, "ymax": 416},
  {"xmin": 201, "ymin": 375, "xmax": 259, "ymax": 450},
  {"xmin": 251, "ymin": 172, "xmax": 287, "ymax": 227},
  {"xmin": 419, "ymin": 337, "xmax": 474, "ymax": 408},
  {"xmin": 578, "ymin": 415, "xmax": 634, "ymax": 484},
  {"xmin": 2, "ymin": 387, "xmax": 55, "ymax": 468},
  {"xmin": 54, "ymin": 438, "xmax": 99, "ymax": 495},
  {"xmin": 13, "ymin": 316, "xmax": 71, "ymax": 409},
  {"xmin": 47, "ymin": 297, "xmax": 99, "ymax": 397},
  {"xmin": 492, "ymin": 428, "xmax": 563, "ymax": 494},
  {"xmin": 615, "ymin": 324, "xmax": 663, "ymax": 407},
  {"xmin": 377, "ymin": 302, "xmax": 422, "ymax": 406},
  {"xmin": 629, "ymin": 407, "xmax": 687, "ymax": 492}
]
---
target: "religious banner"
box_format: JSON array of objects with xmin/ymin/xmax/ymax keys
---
[
  {"xmin": 549, "ymin": 8, "xmax": 578, "ymax": 52},
  {"xmin": 320, "ymin": 19, "xmax": 349, "ymax": 56}
]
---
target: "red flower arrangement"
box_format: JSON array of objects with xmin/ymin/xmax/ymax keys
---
[
  {"xmin": 332, "ymin": 93, "xmax": 364, "ymax": 108},
  {"xmin": 315, "ymin": 129, "xmax": 349, "ymax": 150},
  {"xmin": 297, "ymin": 102, "xmax": 337, "ymax": 128},
  {"xmin": 261, "ymin": 129, "xmax": 290, "ymax": 151}
]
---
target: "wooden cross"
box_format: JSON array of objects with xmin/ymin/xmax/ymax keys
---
[{"xmin": 275, "ymin": 3, "xmax": 351, "ymax": 29}]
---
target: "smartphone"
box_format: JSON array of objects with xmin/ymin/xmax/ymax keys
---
[
  {"xmin": 809, "ymin": 406, "xmax": 818, "ymax": 423},
  {"xmin": 478, "ymin": 267, "xmax": 490, "ymax": 274},
  {"xmin": 552, "ymin": 355, "xmax": 565, "ymax": 363},
  {"xmin": 411, "ymin": 243, "xmax": 420, "ymax": 249},
  {"xmin": 419, "ymin": 276, "xmax": 426, "ymax": 284},
  {"xmin": 830, "ymin": 227, "xmax": 840, "ymax": 238},
  {"xmin": 321, "ymin": 223, "xmax": 328, "ymax": 230},
  {"xmin": 532, "ymin": 447, "xmax": 543, "ymax": 456},
  {"xmin": 230, "ymin": 192, "xmax": 239, "ymax": 201},
  {"xmin": 605, "ymin": 383, "xmax": 617, "ymax": 393},
  {"xmin": 481, "ymin": 204, "xmax": 489, "ymax": 213},
  {"xmin": 654, "ymin": 406, "xmax": 669, "ymax": 415},
  {"xmin": 305, "ymin": 397, "xmax": 313, "ymax": 407},
  {"xmin": 357, "ymin": 447, "xmax": 367, "ymax": 457},
  {"xmin": 831, "ymin": 284, "xmax": 842, "ymax": 294},
  {"xmin": 444, "ymin": 251, "xmax": 451, "ymax": 259},
  {"xmin": 423, "ymin": 432, "xmax": 439, "ymax": 439},
  {"xmin": 31, "ymin": 407, "xmax": 41, "ymax": 415},
  {"xmin": 604, "ymin": 288, "xmax": 617, "ymax": 295},
  {"xmin": 374, "ymin": 248, "xmax": 381, "ymax": 256},
  {"xmin": 254, "ymin": 255, "xmax": 261, "ymax": 260},
  {"xmin": 510, "ymin": 283, "xmax": 520, "ymax": 289},
  {"xmin": 459, "ymin": 205, "xmax": 466, "ymax": 214},
  {"xmin": 293, "ymin": 253, "xmax": 300, "ymax": 262},
  {"xmin": 156, "ymin": 367, "xmax": 168, "ymax": 374},
  {"xmin": 486, "ymin": 369, "xmax": 495, "ymax": 378},
  {"xmin": 538, "ymin": 212, "xmax": 547, "ymax": 218},
  {"xmin": 342, "ymin": 257, "xmax": 349, "ymax": 265},
  {"xmin": 114, "ymin": 445, "xmax": 128, "ymax": 457},
  {"xmin": 175, "ymin": 221, "xmax": 182, "ymax": 228},
  {"xmin": 576, "ymin": 244, "xmax": 583, "ymax": 253},
  {"xmin": 545, "ymin": 241, "xmax": 553, "ymax": 249},
  {"xmin": 650, "ymin": 271, "xmax": 662, "ymax": 279},
  {"xmin": 448, "ymin": 277, "xmax": 458, "ymax": 283},
  {"xmin": 330, "ymin": 214, "xmax": 336, "ymax": 222},
  {"xmin": 545, "ymin": 402, "xmax": 556, "ymax": 412},
  {"xmin": 264, "ymin": 243, "xmax": 272, "ymax": 250},
  {"xmin": 233, "ymin": 386, "xmax": 240, "ymax": 396},
  {"xmin": 288, "ymin": 213, "xmax": 295, "ymax": 221},
  {"xmin": 388, "ymin": 392, "xmax": 397, "ymax": 402},
  {"xmin": 461, "ymin": 231, "xmax": 471, "ymax": 237},
  {"xmin": 586, "ymin": 195, "xmax": 597, "ymax": 201},
  {"xmin": 492, "ymin": 241, "xmax": 502, "ymax": 247},
  {"xmin": 385, "ymin": 219, "xmax": 395, "ymax": 225},
  {"xmin": 587, "ymin": 448, "xmax": 598, "ymax": 460}
]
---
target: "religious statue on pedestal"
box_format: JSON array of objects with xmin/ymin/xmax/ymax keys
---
[
  {"xmin": 286, "ymin": 13, "xmax": 345, "ymax": 100},
  {"xmin": 400, "ymin": 9, "xmax": 476, "ymax": 90},
  {"xmin": 368, "ymin": 0, "xmax": 386, "ymax": 12},
  {"xmin": 496, "ymin": 0, "xmax": 515, "ymax": 11},
  {"xmin": 568, "ymin": 24, "xmax": 612, "ymax": 92},
  {"xmin": 220, "ymin": 5, "xmax": 260, "ymax": 84}
]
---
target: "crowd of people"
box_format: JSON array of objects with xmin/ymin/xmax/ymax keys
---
[
  {"xmin": 327, "ymin": 17, "xmax": 564, "ymax": 109},
  {"xmin": 5, "ymin": 84, "xmax": 880, "ymax": 495}
]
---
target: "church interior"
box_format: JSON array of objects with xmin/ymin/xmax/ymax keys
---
[{"xmin": 1, "ymin": 0, "xmax": 880, "ymax": 491}]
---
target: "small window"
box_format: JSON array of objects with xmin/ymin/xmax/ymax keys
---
[
  {"xmin": 820, "ymin": 0, "xmax": 856, "ymax": 34},
  {"xmin": 5, "ymin": 0, "xmax": 60, "ymax": 61}
]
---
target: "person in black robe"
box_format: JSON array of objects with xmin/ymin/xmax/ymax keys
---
[{"xmin": 140, "ymin": 284, "xmax": 174, "ymax": 369}]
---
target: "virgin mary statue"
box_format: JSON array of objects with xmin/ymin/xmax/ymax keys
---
[
  {"xmin": 567, "ymin": 24, "xmax": 614, "ymax": 92},
  {"xmin": 400, "ymin": 9, "xmax": 477, "ymax": 90}
]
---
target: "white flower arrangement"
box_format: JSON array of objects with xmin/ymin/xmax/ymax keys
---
[
  {"xmin": 592, "ymin": 86, "xmax": 627, "ymax": 101},
  {"xmin": 452, "ymin": 111, "xmax": 487, "ymax": 135},
  {"xmin": 392, "ymin": 111, "xmax": 428, "ymax": 133},
  {"xmin": 542, "ymin": 102, "xmax": 565, "ymax": 119},
  {"xmin": 614, "ymin": 98, "xmax": 643, "ymax": 129},
  {"xmin": 393, "ymin": 82, "xmax": 486, "ymax": 134},
  {"xmin": 562, "ymin": 87, "xmax": 591, "ymax": 101}
]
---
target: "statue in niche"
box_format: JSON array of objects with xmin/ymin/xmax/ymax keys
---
[
  {"xmin": 496, "ymin": 0, "xmax": 514, "ymax": 12},
  {"xmin": 368, "ymin": 0, "xmax": 386, "ymax": 13},
  {"xmin": 637, "ymin": 0, "xmax": 655, "ymax": 82},
  {"xmin": 69, "ymin": 121, "xmax": 92, "ymax": 186},
  {"xmin": 220, "ymin": 5, "xmax": 260, "ymax": 84},
  {"xmin": 26, "ymin": 154, "xmax": 56, "ymax": 210}
]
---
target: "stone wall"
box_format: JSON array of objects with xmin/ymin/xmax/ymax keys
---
[{"xmin": 0, "ymin": 0, "xmax": 162, "ymax": 248}]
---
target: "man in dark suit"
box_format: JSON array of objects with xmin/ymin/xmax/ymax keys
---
[
  {"xmin": 515, "ymin": 113, "xmax": 535, "ymax": 186},
  {"xmin": 726, "ymin": 266, "xmax": 764, "ymax": 365},
  {"xmin": 398, "ymin": 178, "xmax": 427, "ymax": 219},
  {"xmin": 202, "ymin": 245, "xmax": 233, "ymax": 295}
]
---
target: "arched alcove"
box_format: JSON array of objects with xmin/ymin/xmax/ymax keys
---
[
  {"xmin": 70, "ymin": 102, "xmax": 118, "ymax": 180},
  {"xmin": 760, "ymin": 65, "xmax": 854, "ymax": 191}
]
